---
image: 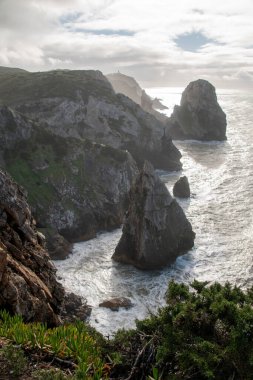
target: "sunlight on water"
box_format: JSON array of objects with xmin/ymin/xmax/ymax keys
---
[{"xmin": 55, "ymin": 88, "xmax": 253, "ymax": 336}]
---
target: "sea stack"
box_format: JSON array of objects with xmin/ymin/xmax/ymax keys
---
[
  {"xmin": 173, "ymin": 176, "xmax": 191, "ymax": 198},
  {"xmin": 169, "ymin": 79, "xmax": 227, "ymax": 141},
  {"xmin": 112, "ymin": 161, "xmax": 195, "ymax": 269}
]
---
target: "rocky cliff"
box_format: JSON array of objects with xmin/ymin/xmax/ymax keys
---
[
  {"xmin": 0, "ymin": 169, "xmax": 64, "ymax": 324},
  {"xmin": 0, "ymin": 68, "xmax": 181, "ymax": 171},
  {"xmin": 107, "ymin": 72, "xmax": 168, "ymax": 123},
  {"xmin": 169, "ymin": 79, "xmax": 227, "ymax": 141},
  {"xmin": 0, "ymin": 105, "xmax": 138, "ymax": 247},
  {"xmin": 112, "ymin": 161, "xmax": 195, "ymax": 269}
]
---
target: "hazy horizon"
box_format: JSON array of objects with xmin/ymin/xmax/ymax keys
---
[{"xmin": 1, "ymin": 0, "xmax": 253, "ymax": 90}]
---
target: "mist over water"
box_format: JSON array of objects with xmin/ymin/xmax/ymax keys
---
[{"xmin": 55, "ymin": 88, "xmax": 253, "ymax": 336}]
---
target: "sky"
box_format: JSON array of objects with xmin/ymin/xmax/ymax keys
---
[{"xmin": 0, "ymin": 0, "xmax": 253, "ymax": 89}]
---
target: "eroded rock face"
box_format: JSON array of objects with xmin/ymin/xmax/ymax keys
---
[
  {"xmin": 173, "ymin": 176, "xmax": 190, "ymax": 198},
  {"xmin": 169, "ymin": 79, "xmax": 227, "ymax": 141},
  {"xmin": 112, "ymin": 162, "xmax": 195, "ymax": 269},
  {"xmin": 0, "ymin": 68, "xmax": 181, "ymax": 171},
  {"xmin": 0, "ymin": 106, "xmax": 138, "ymax": 250},
  {"xmin": 0, "ymin": 169, "xmax": 64, "ymax": 324},
  {"xmin": 0, "ymin": 169, "xmax": 90, "ymax": 323}
]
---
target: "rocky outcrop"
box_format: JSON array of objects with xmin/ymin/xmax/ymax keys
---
[
  {"xmin": 0, "ymin": 110, "xmax": 138, "ymax": 244},
  {"xmin": 112, "ymin": 162, "xmax": 195, "ymax": 269},
  {"xmin": 0, "ymin": 169, "xmax": 90, "ymax": 323},
  {"xmin": 107, "ymin": 72, "xmax": 168, "ymax": 123},
  {"xmin": 169, "ymin": 79, "xmax": 227, "ymax": 141},
  {"xmin": 173, "ymin": 176, "xmax": 190, "ymax": 198},
  {"xmin": 38, "ymin": 228, "xmax": 72, "ymax": 260},
  {"xmin": 0, "ymin": 68, "xmax": 181, "ymax": 171},
  {"xmin": 0, "ymin": 169, "xmax": 64, "ymax": 324}
]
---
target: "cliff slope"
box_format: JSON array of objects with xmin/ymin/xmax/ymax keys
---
[{"xmin": 0, "ymin": 68, "xmax": 181, "ymax": 171}]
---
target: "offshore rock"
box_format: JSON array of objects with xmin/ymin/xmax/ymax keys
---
[
  {"xmin": 99, "ymin": 297, "xmax": 133, "ymax": 311},
  {"xmin": 169, "ymin": 79, "xmax": 227, "ymax": 141},
  {"xmin": 0, "ymin": 68, "xmax": 181, "ymax": 171},
  {"xmin": 112, "ymin": 162, "xmax": 195, "ymax": 269},
  {"xmin": 173, "ymin": 176, "xmax": 190, "ymax": 198}
]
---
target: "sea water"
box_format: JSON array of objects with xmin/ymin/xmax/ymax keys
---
[{"xmin": 55, "ymin": 87, "xmax": 253, "ymax": 336}]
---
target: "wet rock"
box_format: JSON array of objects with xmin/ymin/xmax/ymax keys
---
[
  {"xmin": 99, "ymin": 297, "xmax": 133, "ymax": 311},
  {"xmin": 112, "ymin": 161, "xmax": 195, "ymax": 269},
  {"xmin": 169, "ymin": 79, "xmax": 227, "ymax": 141},
  {"xmin": 173, "ymin": 176, "xmax": 190, "ymax": 198}
]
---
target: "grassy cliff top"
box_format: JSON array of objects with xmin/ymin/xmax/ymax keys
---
[{"xmin": 0, "ymin": 68, "xmax": 115, "ymax": 105}]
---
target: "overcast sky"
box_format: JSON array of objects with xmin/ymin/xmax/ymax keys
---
[{"xmin": 1, "ymin": 0, "xmax": 253, "ymax": 89}]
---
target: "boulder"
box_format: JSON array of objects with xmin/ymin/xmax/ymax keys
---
[
  {"xmin": 173, "ymin": 176, "xmax": 190, "ymax": 198},
  {"xmin": 169, "ymin": 79, "xmax": 227, "ymax": 141},
  {"xmin": 99, "ymin": 297, "xmax": 133, "ymax": 311},
  {"xmin": 112, "ymin": 162, "xmax": 195, "ymax": 269}
]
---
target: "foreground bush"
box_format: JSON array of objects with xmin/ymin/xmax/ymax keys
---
[{"xmin": 111, "ymin": 280, "xmax": 253, "ymax": 379}]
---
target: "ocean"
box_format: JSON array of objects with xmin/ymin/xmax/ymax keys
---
[{"xmin": 54, "ymin": 87, "xmax": 253, "ymax": 336}]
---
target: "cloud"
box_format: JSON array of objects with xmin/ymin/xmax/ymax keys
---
[{"xmin": 0, "ymin": 0, "xmax": 252, "ymax": 89}]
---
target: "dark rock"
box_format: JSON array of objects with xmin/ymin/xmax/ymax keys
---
[
  {"xmin": 39, "ymin": 228, "xmax": 72, "ymax": 260},
  {"xmin": 60, "ymin": 292, "xmax": 91, "ymax": 322},
  {"xmin": 112, "ymin": 161, "xmax": 195, "ymax": 269},
  {"xmin": 169, "ymin": 79, "xmax": 227, "ymax": 141},
  {"xmin": 173, "ymin": 176, "xmax": 190, "ymax": 198},
  {"xmin": 99, "ymin": 297, "xmax": 133, "ymax": 311}
]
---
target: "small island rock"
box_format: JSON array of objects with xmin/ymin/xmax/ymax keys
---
[
  {"xmin": 99, "ymin": 297, "xmax": 133, "ymax": 311},
  {"xmin": 112, "ymin": 161, "xmax": 195, "ymax": 269},
  {"xmin": 173, "ymin": 176, "xmax": 190, "ymax": 198},
  {"xmin": 169, "ymin": 79, "xmax": 227, "ymax": 141}
]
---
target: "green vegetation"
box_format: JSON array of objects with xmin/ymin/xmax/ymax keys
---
[{"xmin": 1, "ymin": 281, "xmax": 253, "ymax": 379}]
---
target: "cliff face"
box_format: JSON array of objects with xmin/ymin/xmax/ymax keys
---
[
  {"xmin": 0, "ymin": 169, "xmax": 64, "ymax": 324},
  {"xmin": 169, "ymin": 79, "xmax": 227, "ymax": 141},
  {"xmin": 112, "ymin": 161, "xmax": 195, "ymax": 269},
  {"xmin": 0, "ymin": 68, "xmax": 181, "ymax": 171},
  {"xmin": 0, "ymin": 105, "xmax": 138, "ymax": 245},
  {"xmin": 107, "ymin": 72, "xmax": 168, "ymax": 124}
]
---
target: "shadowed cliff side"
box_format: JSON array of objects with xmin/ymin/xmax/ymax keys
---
[{"xmin": 0, "ymin": 169, "xmax": 90, "ymax": 323}]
